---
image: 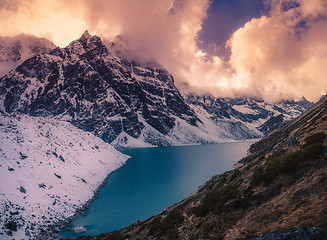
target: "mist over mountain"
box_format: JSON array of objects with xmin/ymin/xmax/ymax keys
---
[
  {"xmin": 0, "ymin": 34, "xmax": 55, "ymax": 77},
  {"xmin": 0, "ymin": 29, "xmax": 321, "ymax": 239},
  {"xmin": 1, "ymin": 1, "xmax": 326, "ymax": 101}
]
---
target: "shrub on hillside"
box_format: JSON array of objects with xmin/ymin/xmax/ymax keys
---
[
  {"xmin": 147, "ymin": 209, "xmax": 184, "ymax": 238},
  {"xmin": 303, "ymin": 132, "xmax": 326, "ymax": 147},
  {"xmin": 191, "ymin": 184, "xmax": 238, "ymax": 217},
  {"xmin": 250, "ymin": 139, "xmax": 325, "ymax": 187}
]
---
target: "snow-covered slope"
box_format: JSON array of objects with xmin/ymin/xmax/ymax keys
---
[
  {"xmin": 185, "ymin": 94, "xmax": 312, "ymax": 140},
  {"xmin": 0, "ymin": 113, "xmax": 128, "ymax": 239},
  {"xmin": 0, "ymin": 34, "xmax": 55, "ymax": 77}
]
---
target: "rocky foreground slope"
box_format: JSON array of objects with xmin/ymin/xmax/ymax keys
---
[{"xmin": 79, "ymin": 95, "xmax": 327, "ymax": 239}]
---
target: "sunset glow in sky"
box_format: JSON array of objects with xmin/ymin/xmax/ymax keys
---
[{"xmin": 0, "ymin": 0, "xmax": 327, "ymax": 101}]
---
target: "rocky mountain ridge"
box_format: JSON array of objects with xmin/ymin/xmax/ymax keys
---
[
  {"xmin": 85, "ymin": 95, "xmax": 327, "ymax": 240},
  {"xmin": 0, "ymin": 31, "xmax": 202, "ymax": 147},
  {"xmin": 0, "ymin": 31, "xmax": 312, "ymax": 148}
]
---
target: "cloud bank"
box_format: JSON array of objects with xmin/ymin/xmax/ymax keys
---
[
  {"xmin": 0, "ymin": 0, "xmax": 326, "ymax": 101},
  {"xmin": 228, "ymin": 0, "xmax": 327, "ymax": 101}
]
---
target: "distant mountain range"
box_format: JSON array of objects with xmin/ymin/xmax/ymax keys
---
[
  {"xmin": 185, "ymin": 94, "xmax": 312, "ymax": 140},
  {"xmin": 0, "ymin": 31, "xmax": 313, "ymax": 148}
]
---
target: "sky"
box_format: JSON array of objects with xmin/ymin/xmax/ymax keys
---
[
  {"xmin": 198, "ymin": 0, "xmax": 266, "ymax": 57},
  {"xmin": 0, "ymin": 0, "xmax": 326, "ymax": 102}
]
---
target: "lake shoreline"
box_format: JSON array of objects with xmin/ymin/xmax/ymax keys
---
[
  {"xmin": 35, "ymin": 159, "xmax": 130, "ymax": 240},
  {"xmin": 59, "ymin": 141, "xmax": 254, "ymax": 238}
]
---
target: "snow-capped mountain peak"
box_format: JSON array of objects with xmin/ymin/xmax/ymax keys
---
[
  {"xmin": 0, "ymin": 32, "xmax": 201, "ymax": 147},
  {"xmin": 0, "ymin": 32, "xmax": 312, "ymax": 148}
]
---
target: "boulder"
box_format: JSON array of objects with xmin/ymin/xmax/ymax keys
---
[
  {"xmin": 5, "ymin": 220, "xmax": 17, "ymax": 231},
  {"xmin": 73, "ymin": 225, "xmax": 87, "ymax": 234}
]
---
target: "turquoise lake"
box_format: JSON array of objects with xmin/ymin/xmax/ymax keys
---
[{"xmin": 60, "ymin": 141, "xmax": 255, "ymax": 238}]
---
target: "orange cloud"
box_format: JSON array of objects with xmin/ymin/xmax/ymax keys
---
[
  {"xmin": 228, "ymin": 0, "xmax": 327, "ymax": 101},
  {"xmin": 0, "ymin": 0, "xmax": 326, "ymax": 101},
  {"xmin": 0, "ymin": 0, "xmax": 87, "ymax": 47}
]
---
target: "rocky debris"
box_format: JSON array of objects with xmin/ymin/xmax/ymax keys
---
[
  {"xmin": 59, "ymin": 155, "xmax": 65, "ymax": 162},
  {"xmin": 0, "ymin": 112, "xmax": 128, "ymax": 239},
  {"xmin": 5, "ymin": 220, "xmax": 17, "ymax": 231},
  {"xmin": 19, "ymin": 151, "xmax": 28, "ymax": 159},
  {"xmin": 19, "ymin": 186, "xmax": 26, "ymax": 193},
  {"xmin": 38, "ymin": 183, "xmax": 46, "ymax": 189},
  {"xmin": 240, "ymin": 226, "xmax": 327, "ymax": 240},
  {"xmin": 54, "ymin": 173, "xmax": 62, "ymax": 179}
]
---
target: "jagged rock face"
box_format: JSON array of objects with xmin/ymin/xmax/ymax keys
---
[
  {"xmin": 0, "ymin": 31, "xmax": 198, "ymax": 143},
  {"xmin": 257, "ymin": 114, "xmax": 285, "ymax": 135},
  {"xmin": 244, "ymin": 94, "xmax": 327, "ymax": 161},
  {"xmin": 0, "ymin": 34, "xmax": 55, "ymax": 77}
]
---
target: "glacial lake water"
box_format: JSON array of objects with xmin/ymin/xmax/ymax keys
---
[{"xmin": 59, "ymin": 141, "xmax": 255, "ymax": 238}]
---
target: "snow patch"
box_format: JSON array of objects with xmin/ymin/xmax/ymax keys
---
[{"xmin": 233, "ymin": 105, "xmax": 257, "ymax": 115}]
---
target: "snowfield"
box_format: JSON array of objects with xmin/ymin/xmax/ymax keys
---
[{"xmin": 0, "ymin": 113, "xmax": 129, "ymax": 239}]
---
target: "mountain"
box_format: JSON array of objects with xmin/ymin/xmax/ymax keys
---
[
  {"xmin": 0, "ymin": 31, "xmax": 203, "ymax": 147},
  {"xmin": 185, "ymin": 94, "xmax": 312, "ymax": 140},
  {"xmin": 0, "ymin": 34, "xmax": 55, "ymax": 77},
  {"xmin": 0, "ymin": 112, "xmax": 128, "ymax": 239},
  {"xmin": 0, "ymin": 31, "xmax": 312, "ymax": 148},
  {"xmin": 89, "ymin": 95, "xmax": 327, "ymax": 239}
]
